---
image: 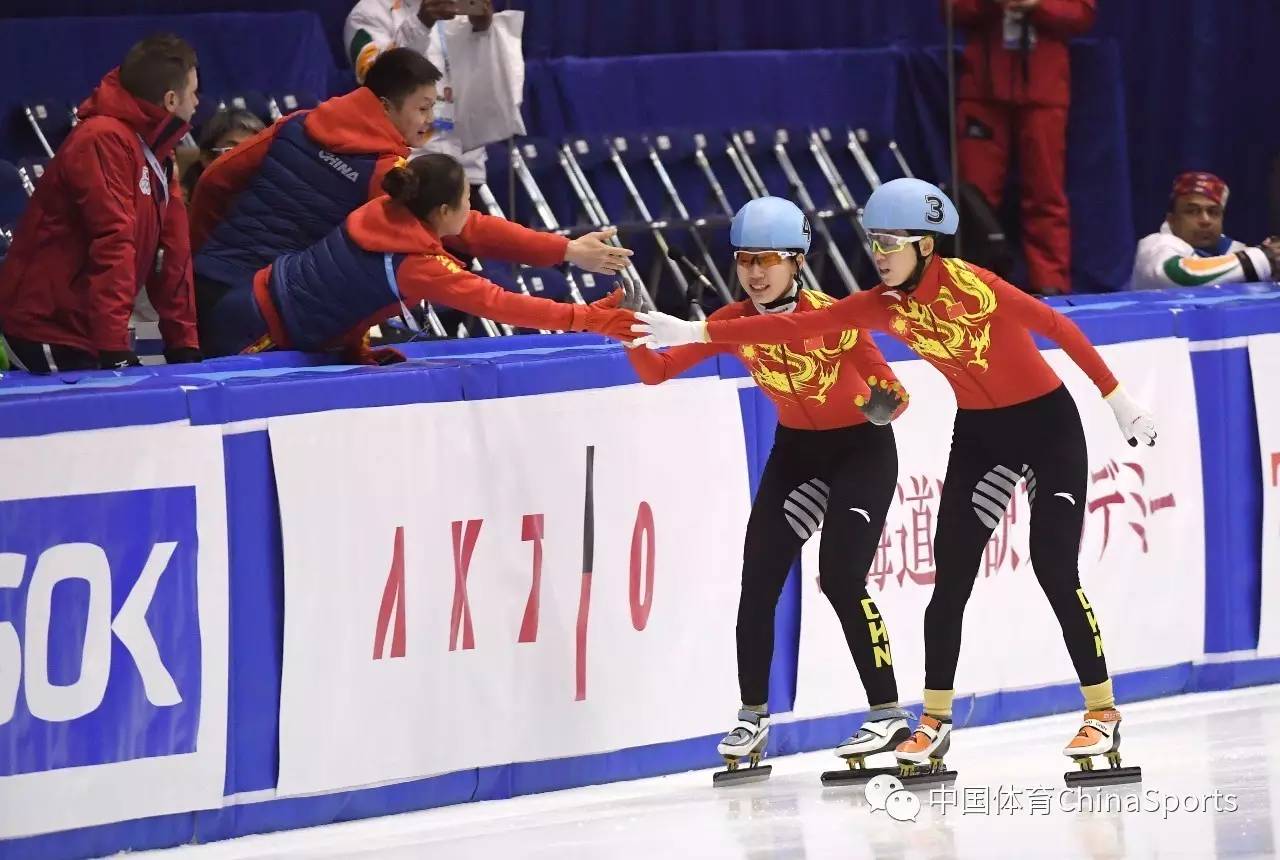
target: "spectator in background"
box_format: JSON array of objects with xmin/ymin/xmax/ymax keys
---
[
  {"xmin": 345, "ymin": 0, "xmax": 495, "ymax": 203},
  {"xmin": 0, "ymin": 33, "xmax": 201, "ymax": 373},
  {"xmin": 1129, "ymin": 172, "xmax": 1278, "ymax": 291},
  {"xmin": 181, "ymin": 108, "xmax": 265, "ymax": 201},
  {"xmin": 189, "ymin": 48, "xmax": 439, "ymax": 346},
  {"xmin": 950, "ymin": 0, "xmax": 1095, "ymax": 295}
]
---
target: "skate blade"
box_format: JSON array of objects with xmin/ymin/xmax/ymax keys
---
[
  {"xmin": 897, "ymin": 769, "xmax": 958, "ymax": 788},
  {"xmin": 820, "ymin": 766, "xmax": 899, "ymax": 786},
  {"xmin": 1064, "ymin": 765, "xmax": 1142, "ymax": 787},
  {"xmin": 713, "ymin": 765, "xmax": 772, "ymax": 786}
]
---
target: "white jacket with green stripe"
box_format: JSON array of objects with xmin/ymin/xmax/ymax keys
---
[
  {"xmin": 1129, "ymin": 222, "xmax": 1271, "ymax": 291},
  {"xmin": 344, "ymin": 0, "xmax": 488, "ymax": 185}
]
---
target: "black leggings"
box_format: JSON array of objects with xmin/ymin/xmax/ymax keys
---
[
  {"xmin": 924, "ymin": 384, "xmax": 1109, "ymax": 691},
  {"xmin": 738, "ymin": 422, "xmax": 900, "ymax": 708}
]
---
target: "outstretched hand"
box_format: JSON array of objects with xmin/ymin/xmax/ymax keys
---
[
  {"xmin": 589, "ymin": 280, "xmax": 646, "ymax": 312},
  {"xmin": 565, "ymin": 226, "xmax": 634, "ymax": 275},
  {"xmin": 589, "ymin": 282, "xmax": 647, "ymax": 347},
  {"xmin": 630, "ymin": 310, "xmax": 709, "ymax": 349}
]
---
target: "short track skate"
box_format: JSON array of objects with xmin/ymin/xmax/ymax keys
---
[
  {"xmin": 893, "ymin": 714, "xmax": 958, "ymax": 788},
  {"xmin": 1063, "ymin": 710, "xmax": 1142, "ymax": 786},
  {"xmin": 713, "ymin": 709, "xmax": 772, "ymax": 786},
  {"xmin": 821, "ymin": 707, "xmax": 912, "ymax": 786}
]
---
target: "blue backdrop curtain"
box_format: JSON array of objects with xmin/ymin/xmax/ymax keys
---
[
  {"xmin": 0, "ymin": 13, "xmax": 335, "ymax": 163},
  {"xmin": 528, "ymin": 0, "xmax": 1280, "ymax": 250},
  {"xmin": 2, "ymin": 0, "xmax": 1276, "ymax": 280}
]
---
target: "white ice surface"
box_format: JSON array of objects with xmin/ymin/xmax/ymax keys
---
[{"xmin": 133, "ymin": 685, "xmax": 1280, "ymax": 860}]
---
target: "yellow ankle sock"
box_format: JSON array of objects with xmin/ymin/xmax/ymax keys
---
[
  {"xmin": 1081, "ymin": 679, "xmax": 1115, "ymax": 711},
  {"xmin": 922, "ymin": 689, "xmax": 954, "ymax": 720}
]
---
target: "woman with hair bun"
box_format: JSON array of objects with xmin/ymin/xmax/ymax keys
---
[{"xmin": 199, "ymin": 153, "xmax": 638, "ymax": 362}]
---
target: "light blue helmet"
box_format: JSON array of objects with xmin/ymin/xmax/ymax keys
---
[
  {"xmin": 730, "ymin": 197, "xmax": 812, "ymax": 252},
  {"xmin": 862, "ymin": 177, "xmax": 959, "ymax": 235}
]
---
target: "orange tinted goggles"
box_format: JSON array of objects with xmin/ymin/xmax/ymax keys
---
[{"xmin": 733, "ymin": 250, "xmax": 801, "ymax": 268}]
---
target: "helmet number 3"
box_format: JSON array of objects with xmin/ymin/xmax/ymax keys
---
[{"xmin": 925, "ymin": 196, "xmax": 945, "ymax": 225}]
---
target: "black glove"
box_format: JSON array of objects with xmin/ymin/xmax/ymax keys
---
[
  {"xmin": 99, "ymin": 349, "xmax": 142, "ymax": 370},
  {"xmin": 857, "ymin": 378, "xmax": 910, "ymax": 426},
  {"xmin": 164, "ymin": 346, "xmax": 203, "ymax": 365}
]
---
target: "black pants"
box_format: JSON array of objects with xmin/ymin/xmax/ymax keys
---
[
  {"xmin": 925, "ymin": 384, "xmax": 1109, "ymax": 691},
  {"xmin": 738, "ymin": 423, "xmax": 900, "ymax": 708},
  {"xmin": 2, "ymin": 335, "xmax": 97, "ymax": 373}
]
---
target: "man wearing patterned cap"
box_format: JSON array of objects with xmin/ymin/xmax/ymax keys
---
[{"xmin": 1130, "ymin": 171, "xmax": 1279, "ymax": 291}]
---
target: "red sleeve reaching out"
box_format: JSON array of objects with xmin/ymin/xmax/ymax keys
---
[
  {"xmin": 707, "ymin": 290, "xmax": 889, "ymax": 345},
  {"xmin": 393, "ymin": 253, "xmax": 590, "ymax": 332},
  {"xmin": 443, "ymin": 210, "xmax": 569, "ymax": 267},
  {"xmin": 626, "ymin": 341, "xmax": 725, "ymax": 384},
  {"xmin": 626, "ymin": 304, "xmax": 744, "ymax": 383},
  {"xmin": 980, "ymin": 269, "xmax": 1118, "ymax": 397}
]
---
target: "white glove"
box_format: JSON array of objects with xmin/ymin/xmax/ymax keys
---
[
  {"xmin": 630, "ymin": 311, "xmax": 709, "ymax": 349},
  {"xmin": 1106, "ymin": 386, "xmax": 1157, "ymax": 447}
]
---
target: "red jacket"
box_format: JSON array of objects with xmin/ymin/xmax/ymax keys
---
[
  {"xmin": 251, "ymin": 197, "xmax": 589, "ymax": 354},
  {"xmin": 0, "ymin": 69, "xmax": 195, "ymax": 353},
  {"xmin": 189, "ymin": 87, "xmax": 408, "ymax": 252},
  {"xmin": 628, "ymin": 290, "xmax": 899, "ymax": 431},
  {"xmin": 952, "ymin": 0, "xmax": 1095, "ymax": 107},
  {"xmin": 704, "ymin": 256, "xmax": 1118, "ymax": 411}
]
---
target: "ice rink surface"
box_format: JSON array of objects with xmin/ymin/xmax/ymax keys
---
[{"xmin": 136, "ymin": 685, "xmax": 1280, "ymax": 860}]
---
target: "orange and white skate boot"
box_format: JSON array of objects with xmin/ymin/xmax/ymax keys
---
[
  {"xmin": 1064, "ymin": 709, "xmax": 1122, "ymax": 760},
  {"xmin": 894, "ymin": 714, "xmax": 952, "ymax": 778},
  {"xmin": 1063, "ymin": 708, "xmax": 1143, "ymax": 785}
]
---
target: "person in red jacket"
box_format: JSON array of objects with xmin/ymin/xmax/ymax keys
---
[
  {"xmin": 0, "ymin": 33, "xmax": 200, "ymax": 372},
  {"xmin": 951, "ymin": 0, "xmax": 1095, "ymax": 295},
  {"xmin": 615, "ymin": 196, "xmax": 914, "ymax": 781},
  {"xmin": 198, "ymin": 153, "xmax": 636, "ymax": 362},
  {"xmin": 633, "ymin": 180, "xmax": 1158, "ymax": 784}
]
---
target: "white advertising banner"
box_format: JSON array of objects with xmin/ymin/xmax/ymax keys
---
[
  {"xmin": 794, "ymin": 338, "xmax": 1205, "ymax": 718},
  {"xmin": 271, "ymin": 379, "xmax": 750, "ymax": 796},
  {"xmin": 1249, "ymin": 333, "xmax": 1280, "ymax": 656},
  {"xmin": 0, "ymin": 423, "xmax": 228, "ymax": 838}
]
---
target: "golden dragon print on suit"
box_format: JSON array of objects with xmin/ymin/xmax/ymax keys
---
[
  {"xmin": 738, "ymin": 290, "xmax": 859, "ymax": 405},
  {"xmin": 887, "ymin": 258, "xmax": 997, "ymax": 371}
]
